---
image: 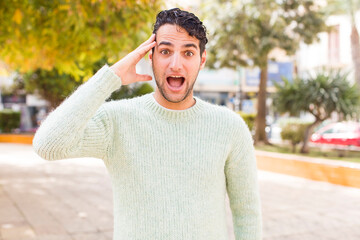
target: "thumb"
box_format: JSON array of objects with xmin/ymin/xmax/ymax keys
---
[{"xmin": 135, "ymin": 74, "xmax": 153, "ymax": 82}]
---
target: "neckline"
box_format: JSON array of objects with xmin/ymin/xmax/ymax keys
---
[
  {"xmin": 142, "ymin": 93, "xmax": 204, "ymax": 121},
  {"xmin": 151, "ymin": 93, "xmax": 198, "ymax": 112}
]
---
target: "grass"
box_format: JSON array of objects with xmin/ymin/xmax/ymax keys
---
[{"xmin": 255, "ymin": 143, "xmax": 360, "ymax": 164}]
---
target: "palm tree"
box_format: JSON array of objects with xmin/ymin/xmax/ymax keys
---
[
  {"xmin": 202, "ymin": 0, "xmax": 327, "ymax": 144},
  {"xmin": 273, "ymin": 69, "xmax": 360, "ymax": 153}
]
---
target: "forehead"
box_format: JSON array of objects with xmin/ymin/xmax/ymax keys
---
[{"xmin": 156, "ymin": 24, "xmax": 200, "ymax": 48}]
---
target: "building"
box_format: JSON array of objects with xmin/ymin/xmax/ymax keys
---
[
  {"xmin": 0, "ymin": 62, "xmax": 48, "ymax": 133},
  {"xmin": 296, "ymin": 14, "xmax": 355, "ymax": 80}
]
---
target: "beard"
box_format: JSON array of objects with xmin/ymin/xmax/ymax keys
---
[{"xmin": 152, "ymin": 62, "xmax": 200, "ymax": 103}]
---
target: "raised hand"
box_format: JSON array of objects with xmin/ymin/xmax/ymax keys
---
[{"xmin": 110, "ymin": 34, "xmax": 156, "ymax": 85}]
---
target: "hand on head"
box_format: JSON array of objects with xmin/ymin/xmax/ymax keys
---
[{"xmin": 110, "ymin": 34, "xmax": 156, "ymax": 85}]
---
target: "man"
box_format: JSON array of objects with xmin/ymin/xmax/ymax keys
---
[{"xmin": 33, "ymin": 8, "xmax": 262, "ymax": 240}]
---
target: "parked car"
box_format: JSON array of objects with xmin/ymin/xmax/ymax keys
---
[{"xmin": 310, "ymin": 122, "xmax": 360, "ymax": 147}]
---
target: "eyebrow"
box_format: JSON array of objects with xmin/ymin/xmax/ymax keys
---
[{"xmin": 158, "ymin": 41, "xmax": 198, "ymax": 50}]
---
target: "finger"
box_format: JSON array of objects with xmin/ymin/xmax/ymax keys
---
[
  {"xmin": 137, "ymin": 34, "xmax": 156, "ymax": 49},
  {"xmin": 135, "ymin": 74, "xmax": 153, "ymax": 82},
  {"xmin": 132, "ymin": 41, "xmax": 157, "ymax": 62}
]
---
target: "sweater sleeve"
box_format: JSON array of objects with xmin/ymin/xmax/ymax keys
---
[
  {"xmin": 225, "ymin": 118, "xmax": 262, "ymax": 240},
  {"xmin": 32, "ymin": 65, "xmax": 121, "ymax": 161}
]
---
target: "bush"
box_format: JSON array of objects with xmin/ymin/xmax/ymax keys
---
[
  {"xmin": 238, "ymin": 112, "xmax": 256, "ymax": 131},
  {"xmin": 107, "ymin": 82, "xmax": 154, "ymax": 101},
  {"xmin": 280, "ymin": 118, "xmax": 310, "ymax": 153},
  {"xmin": 0, "ymin": 109, "xmax": 21, "ymax": 133}
]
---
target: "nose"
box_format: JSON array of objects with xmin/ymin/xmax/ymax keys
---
[{"xmin": 169, "ymin": 52, "xmax": 182, "ymax": 71}]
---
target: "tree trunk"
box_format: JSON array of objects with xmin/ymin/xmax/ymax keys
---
[
  {"xmin": 300, "ymin": 120, "xmax": 321, "ymax": 153},
  {"xmin": 254, "ymin": 63, "xmax": 269, "ymax": 144},
  {"xmin": 351, "ymin": 24, "xmax": 360, "ymax": 87}
]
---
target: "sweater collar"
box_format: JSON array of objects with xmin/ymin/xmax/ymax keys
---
[{"xmin": 142, "ymin": 93, "xmax": 204, "ymax": 120}]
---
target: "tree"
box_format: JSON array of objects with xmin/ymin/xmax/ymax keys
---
[
  {"xmin": 273, "ymin": 69, "xmax": 360, "ymax": 153},
  {"xmin": 9, "ymin": 63, "xmax": 154, "ymax": 109},
  {"xmin": 201, "ymin": 0, "xmax": 327, "ymax": 144},
  {"xmin": 20, "ymin": 69, "xmax": 82, "ymax": 109},
  {"xmin": 0, "ymin": 0, "xmax": 162, "ymax": 108},
  {"xmin": 0, "ymin": 0, "xmax": 162, "ymax": 79},
  {"xmin": 326, "ymin": 0, "xmax": 360, "ymax": 87}
]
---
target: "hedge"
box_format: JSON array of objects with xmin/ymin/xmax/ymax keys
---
[{"xmin": 0, "ymin": 109, "xmax": 21, "ymax": 133}]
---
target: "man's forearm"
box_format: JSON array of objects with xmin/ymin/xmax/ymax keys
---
[
  {"xmin": 33, "ymin": 34, "xmax": 155, "ymax": 161},
  {"xmin": 33, "ymin": 65, "xmax": 121, "ymax": 160}
]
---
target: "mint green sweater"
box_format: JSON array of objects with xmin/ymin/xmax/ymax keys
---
[{"xmin": 33, "ymin": 65, "xmax": 262, "ymax": 240}]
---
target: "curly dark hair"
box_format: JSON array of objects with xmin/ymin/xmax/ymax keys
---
[{"xmin": 153, "ymin": 8, "xmax": 208, "ymax": 55}]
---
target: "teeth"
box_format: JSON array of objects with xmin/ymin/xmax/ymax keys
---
[{"xmin": 169, "ymin": 76, "xmax": 182, "ymax": 78}]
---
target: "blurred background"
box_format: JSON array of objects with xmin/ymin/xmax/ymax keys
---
[
  {"xmin": 1, "ymin": 1, "xmax": 360, "ymax": 240},
  {"xmin": 1, "ymin": 0, "xmax": 360, "ymax": 158}
]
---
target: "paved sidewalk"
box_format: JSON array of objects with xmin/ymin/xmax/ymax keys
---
[{"xmin": 0, "ymin": 143, "xmax": 360, "ymax": 240}]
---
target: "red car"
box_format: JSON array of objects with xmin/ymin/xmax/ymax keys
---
[{"xmin": 310, "ymin": 122, "xmax": 360, "ymax": 147}]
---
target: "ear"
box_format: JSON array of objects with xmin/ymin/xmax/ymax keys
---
[
  {"xmin": 200, "ymin": 50, "xmax": 207, "ymax": 70},
  {"xmin": 149, "ymin": 51, "xmax": 153, "ymax": 64}
]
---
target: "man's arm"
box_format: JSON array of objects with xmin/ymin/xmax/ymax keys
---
[
  {"xmin": 33, "ymin": 35, "xmax": 156, "ymax": 161},
  {"xmin": 225, "ymin": 118, "xmax": 262, "ymax": 240}
]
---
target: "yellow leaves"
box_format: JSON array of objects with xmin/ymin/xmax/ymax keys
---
[
  {"xmin": 12, "ymin": 9, "xmax": 22, "ymax": 24},
  {"xmin": 1, "ymin": 0, "xmax": 162, "ymax": 80},
  {"xmin": 59, "ymin": 4, "xmax": 70, "ymax": 11},
  {"xmin": 82, "ymin": 69, "xmax": 94, "ymax": 82},
  {"xmin": 14, "ymin": 29, "xmax": 21, "ymax": 38},
  {"xmin": 79, "ymin": 52, "xmax": 87, "ymax": 61}
]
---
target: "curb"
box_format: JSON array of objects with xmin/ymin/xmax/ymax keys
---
[
  {"xmin": 1, "ymin": 134, "xmax": 359, "ymax": 188},
  {"xmin": 256, "ymin": 150, "xmax": 360, "ymax": 188},
  {"xmin": 0, "ymin": 134, "xmax": 34, "ymax": 145}
]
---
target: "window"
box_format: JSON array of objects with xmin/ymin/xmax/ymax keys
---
[{"xmin": 328, "ymin": 25, "xmax": 340, "ymax": 65}]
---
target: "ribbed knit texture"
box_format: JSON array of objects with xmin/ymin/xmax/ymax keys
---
[{"xmin": 33, "ymin": 65, "xmax": 262, "ymax": 240}]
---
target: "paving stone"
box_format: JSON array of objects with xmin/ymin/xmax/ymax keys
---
[
  {"xmin": 2, "ymin": 183, "xmax": 70, "ymax": 237},
  {"xmin": 43, "ymin": 182, "xmax": 113, "ymax": 232},
  {"xmin": 1, "ymin": 143, "xmax": 360, "ymax": 240},
  {"xmin": 0, "ymin": 222, "xmax": 36, "ymax": 240},
  {"xmin": 0, "ymin": 187, "xmax": 26, "ymax": 225},
  {"xmin": 102, "ymin": 231, "xmax": 113, "ymax": 239},
  {"xmin": 259, "ymin": 171, "xmax": 360, "ymax": 239},
  {"xmin": 71, "ymin": 232, "xmax": 109, "ymax": 240},
  {"xmin": 35, "ymin": 235, "xmax": 72, "ymax": 240}
]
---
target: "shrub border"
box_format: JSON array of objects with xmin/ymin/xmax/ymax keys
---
[
  {"xmin": 1, "ymin": 134, "xmax": 360, "ymax": 188},
  {"xmin": 256, "ymin": 150, "xmax": 360, "ymax": 188}
]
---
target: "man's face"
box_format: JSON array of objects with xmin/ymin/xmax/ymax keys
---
[{"xmin": 150, "ymin": 24, "xmax": 206, "ymax": 106}]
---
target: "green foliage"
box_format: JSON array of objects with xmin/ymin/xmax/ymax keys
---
[
  {"xmin": 0, "ymin": 1, "xmax": 162, "ymax": 108},
  {"xmin": 135, "ymin": 83, "xmax": 154, "ymax": 96},
  {"xmin": 0, "ymin": 0, "xmax": 163, "ymax": 80},
  {"xmin": 0, "ymin": 109, "xmax": 21, "ymax": 133},
  {"xmin": 280, "ymin": 118, "xmax": 311, "ymax": 152},
  {"xmin": 273, "ymin": 69, "xmax": 360, "ymax": 120},
  {"xmin": 202, "ymin": 0, "xmax": 328, "ymax": 69},
  {"xmin": 20, "ymin": 69, "xmax": 82, "ymax": 109},
  {"xmin": 273, "ymin": 69, "xmax": 360, "ymax": 153},
  {"xmin": 272, "ymin": 78, "xmax": 303, "ymax": 116},
  {"xmin": 238, "ymin": 112, "xmax": 256, "ymax": 131},
  {"xmin": 107, "ymin": 83, "xmax": 154, "ymax": 101},
  {"xmin": 201, "ymin": 0, "xmax": 327, "ymax": 144}
]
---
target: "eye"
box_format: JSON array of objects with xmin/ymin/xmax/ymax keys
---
[
  {"xmin": 160, "ymin": 49, "xmax": 170, "ymax": 55},
  {"xmin": 185, "ymin": 51, "xmax": 194, "ymax": 57}
]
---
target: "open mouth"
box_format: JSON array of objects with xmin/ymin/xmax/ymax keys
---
[{"xmin": 166, "ymin": 76, "xmax": 185, "ymax": 91}]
